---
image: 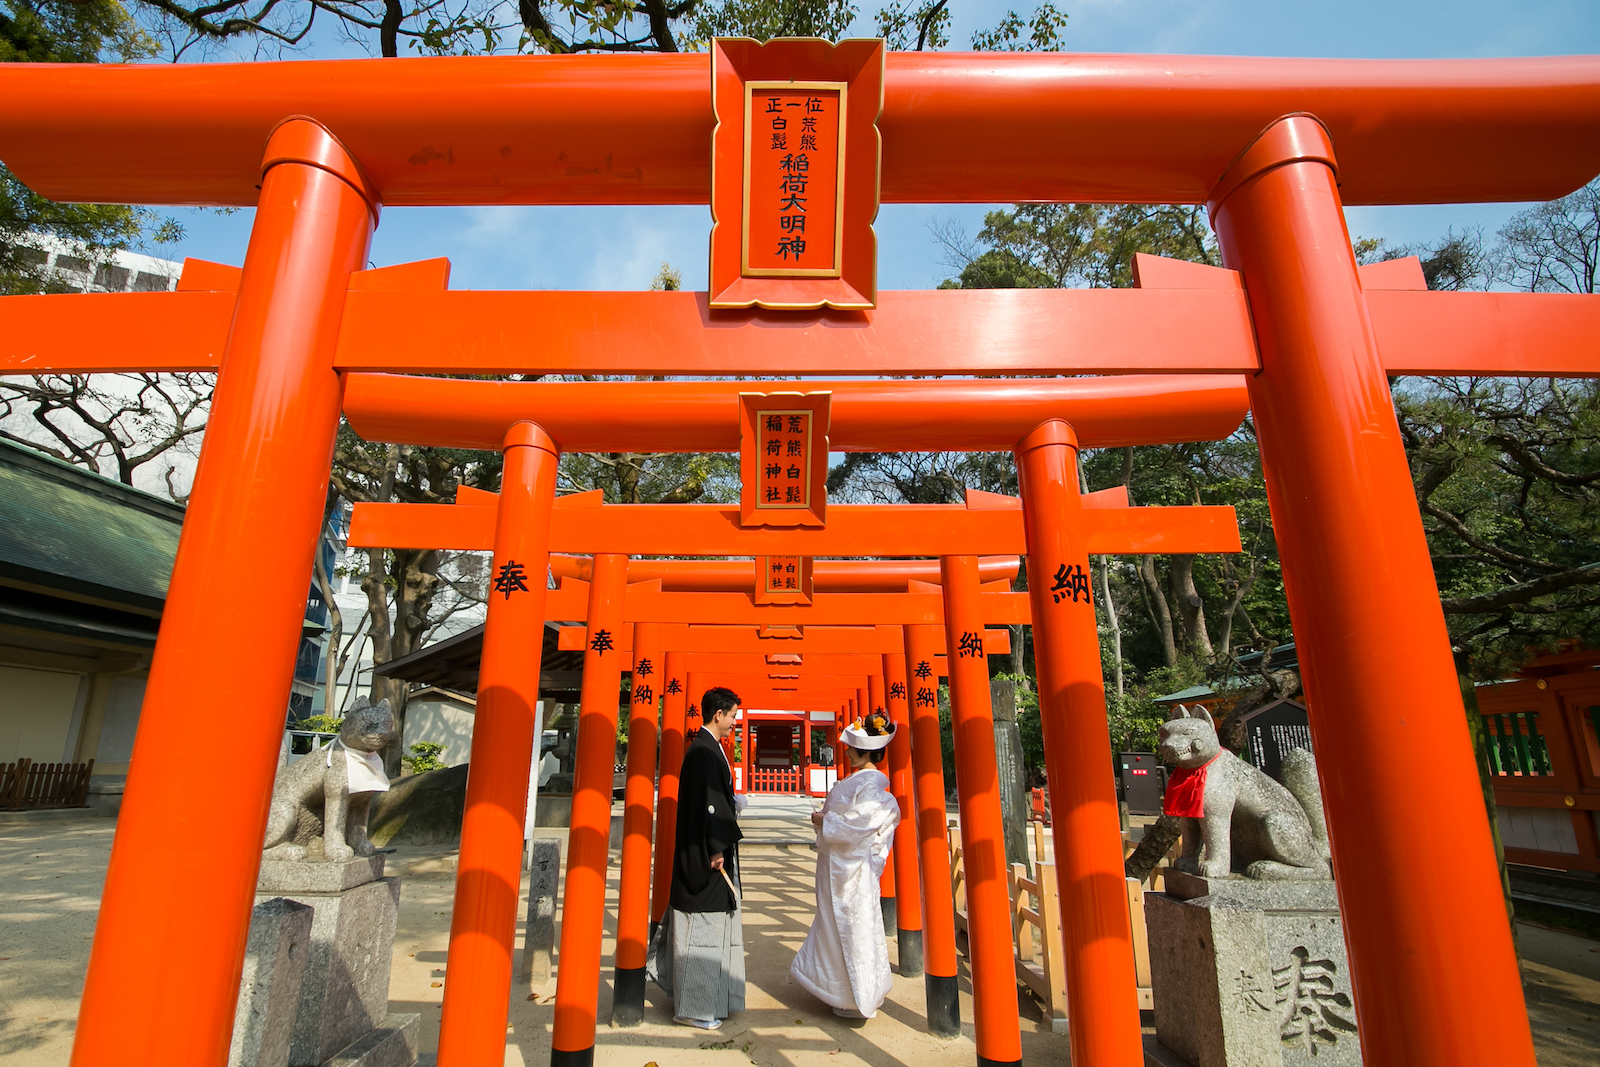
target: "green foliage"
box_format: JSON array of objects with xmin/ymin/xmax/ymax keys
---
[
  {"xmin": 938, "ymin": 203, "xmax": 1218, "ymax": 290},
  {"xmin": 827, "ymin": 449, "xmax": 1014, "ymax": 504},
  {"xmin": 935, "ymin": 684, "xmax": 955, "ymax": 789},
  {"xmin": 401, "ymin": 741, "xmax": 448, "ymax": 773},
  {"xmin": 685, "ymin": 0, "xmax": 858, "ymax": 46},
  {"xmin": 1398, "ymin": 376, "xmax": 1600, "ymax": 677},
  {"xmin": 650, "ymin": 262, "xmax": 683, "ymax": 291},
  {"xmin": 875, "ymin": 0, "xmax": 949, "ymax": 50},
  {"xmin": 968, "ymin": 2, "xmax": 1067, "ymax": 51},
  {"xmin": 0, "ymin": 0, "xmax": 156, "ymax": 63},
  {"xmin": 1105, "ymin": 660, "xmax": 1205, "ymax": 753},
  {"xmin": 560, "ymin": 449, "xmax": 740, "ymax": 504},
  {"xmin": 936, "ymin": 249, "xmax": 1052, "ymax": 290},
  {"xmin": 296, "ymin": 714, "xmax": 345, "ymax": 734},
  {"xmin": 1, "ymin": 2, "xmax": 176, "ymax": 296}
]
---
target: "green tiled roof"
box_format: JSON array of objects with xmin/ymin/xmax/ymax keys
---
[
  {"xmin": 1153, "ymin": 684, "xmax": 1218, "ymax": 704},
  {"xmin": 0, "ymin": 439, "xmax": 184, "ymax": 613}
]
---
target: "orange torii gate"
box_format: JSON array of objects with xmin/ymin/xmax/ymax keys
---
[
  {"xmin": 350, "ymin": 456, "xmax": 1241, "ymax": 1059},
  {"xmin": 2, "ymin": 49, "xmax": 1598, "ymax": 1067}
]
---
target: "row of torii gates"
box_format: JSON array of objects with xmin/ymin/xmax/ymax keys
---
[
  {"xmin": 4, "ymin": 47, "xmax": 1600, "ymax": 1067},
  {"xmin": 345, "ymin": 384, "xmax": 1243, "ymax": 1066},
  {"xmin": 542, "ymin": 551, "xmax": 1027, "ymax": 802}
]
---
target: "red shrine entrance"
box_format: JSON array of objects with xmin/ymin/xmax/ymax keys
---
[{"xmin": 2, "ymin": 39, "xmax": 1598, "ymax": 1067}]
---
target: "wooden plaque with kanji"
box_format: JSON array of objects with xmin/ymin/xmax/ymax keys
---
[
  {"xmin": 755, "ymin": 555, "xmax": 815, "ymax": 605},
  {"xmin": 739, "ymin": 392, "xmax": 830, "ymax": 527},
  {"xmin": 709, "ymin": 37, "xmax": 884, "ymax": 310}
]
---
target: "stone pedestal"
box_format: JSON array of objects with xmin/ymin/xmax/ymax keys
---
[
  {"xmin": 253, "ymin": 855, "xmax": 417, "ymax": 1067},
  {"xmin": 1145, "ymin": 872, "xmax": 1361, "ymax": 1067}
]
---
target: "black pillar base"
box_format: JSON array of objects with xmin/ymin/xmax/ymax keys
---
[
  {"xmin": 610, "ymin": 966, "xmax": 647, "ymax": 1027},
  {"xmin": 976, "ymin": 1058, "xmax": 1023, "ymax": 1067},
  {"xmin": 880, "ymin": 895, "xmax": 897, "ymax": 935},
  {"xmin": 550, "ymin": 1047, "xmax": 595, "ymax": 1067},
  {"xmin": 896, "ymin": 928, "xmax": 923, "ymax": 977},
  {"xmin": 925, "ymin": 972, "xmax": 961, "ymax": 1037}
]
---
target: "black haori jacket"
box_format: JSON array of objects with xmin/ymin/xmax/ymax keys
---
[{"xmin": 669, "ymin": 729, "xmax": 743, "ymax": 913}]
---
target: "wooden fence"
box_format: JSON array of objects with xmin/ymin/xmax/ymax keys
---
[
  {"xmin": 749, "ymin": 766, "xmax": 804, "ymax": 793},
  {"xmin": 946, "ymin": 818, "xmax": 1164, "ymax": 1025},
  {"xmin": 0, "ymin": 758, "xmax": 94, "ymax": 811},
  {"xmin": 1010, "ymin": 859, "xmax": 1068, "ymax": 1032}
]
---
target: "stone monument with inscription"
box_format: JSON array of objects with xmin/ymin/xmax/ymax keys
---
[
  {"xmin": 1145, "ymin": 874, "xmax": 1360, "ymax": 1067},
  {"xmin": 990, "ymin": 676, "xmax": 1031, "ymax": 878}
]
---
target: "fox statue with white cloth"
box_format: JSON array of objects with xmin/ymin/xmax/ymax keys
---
[{"xmin": 790, "ymin": 710, "xmax": 902, "ymax": 1020}]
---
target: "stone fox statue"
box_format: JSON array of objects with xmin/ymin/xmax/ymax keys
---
[
  {"xmin": 1157, "ymin": 704, "xmax": 1332, "ymax": 881},
  {"xmin": 263, "ymin": 698, "xmax": 397, "ymax": 863}
]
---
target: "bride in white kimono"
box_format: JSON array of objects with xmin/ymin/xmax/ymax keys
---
[{"xmin": 790, "ymin": 711, "xmax": 901, "ymax": 1019}]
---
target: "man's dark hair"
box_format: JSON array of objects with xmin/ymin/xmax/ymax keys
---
[{"xmin": 701, "ymin": 687, "xmax": 741, "ymax": 722}]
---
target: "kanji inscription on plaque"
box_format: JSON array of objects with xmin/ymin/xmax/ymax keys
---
[
  {"xmin": 709, "ymin": 37, "xmax": 884, "ymax": 310},
  {"xmin": 755, "ymin": 410, "xmax": 814, "ymax": 509},
  {"xmin": 743, "ymin": 85, "xmax": 844, "ymax": 277},
  {"xmin": 755, "ymin": 554, "xmax": 814, "ymax": 605},
  {"xmin": 739, "ymin": 391, "xmax": 830, "ymax": 527}
]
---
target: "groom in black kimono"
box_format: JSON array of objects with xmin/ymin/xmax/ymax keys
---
[{"xmin": 655, "ymin": 686, "xmax": 746, "ymax": 1029}]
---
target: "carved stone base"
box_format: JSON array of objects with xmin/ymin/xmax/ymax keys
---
[{"xmin": 1146, "ymin": 877, "xmax": 1361, "ymax": 1067}]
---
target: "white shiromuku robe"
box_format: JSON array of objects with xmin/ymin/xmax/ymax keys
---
[{"xmin": 790, "ymin": 767, "xmax": 901, "ymax": 1017}]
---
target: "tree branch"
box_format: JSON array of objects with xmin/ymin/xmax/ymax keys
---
[{"xmin": 1440, "ymin": 562, "xmax": 1600, "ymax": 614}]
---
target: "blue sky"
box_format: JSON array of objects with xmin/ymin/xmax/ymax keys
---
[{"xmin": 156, "ymin": 0, "xmax": 1600, "ymax": 290}]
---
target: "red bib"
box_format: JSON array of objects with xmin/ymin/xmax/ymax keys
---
[{"xmin": 1163, "ymin": 754, "xmax": 1220, "ymax": 818}]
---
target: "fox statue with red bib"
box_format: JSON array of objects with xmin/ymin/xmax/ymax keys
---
[{"xmin": 1158, "ymin": 703, "xmax": 1332, "ymax": 881}]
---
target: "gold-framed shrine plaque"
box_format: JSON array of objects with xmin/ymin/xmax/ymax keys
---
[{"xmin": 711, "ymin": 37, "xmax": 884, "ymax": 310}]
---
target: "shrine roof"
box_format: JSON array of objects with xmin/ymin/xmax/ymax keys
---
[
  {"xmin": 0, "ymin": 439, "xmax": 183, "ymax": 618},
  {"xmin": 1152, "ymin": 643, "xmax": 1300, "ymax": 706},
  {"xmin": 374, "ymin": 621, "xmax": 584, "ymax": 697}
]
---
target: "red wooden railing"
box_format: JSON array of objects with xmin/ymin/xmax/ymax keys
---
[
  {"xmin": 0, "ymin": 758, "xmax": 94, "ymax": 811},
  {"xmin": 749, "ymin": 765, "xmax": 803, "ymax": 793},
  {"xmin": 1478, "ymin": 658, "xmax": 1600, "ymax": 874}
]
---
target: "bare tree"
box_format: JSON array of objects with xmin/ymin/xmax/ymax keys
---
[
  {"xmin": 0, "ymin": 372, "xmax": 212, "ymax": 498},
  {"xmin": 1496, "ymin": 180, "xmax": 1600, "ymax": 294}
]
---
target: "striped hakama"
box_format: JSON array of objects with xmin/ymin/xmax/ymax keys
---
[{"xmin": 652, "ymin": 902, "xmax": 746, "ymax": 1021}]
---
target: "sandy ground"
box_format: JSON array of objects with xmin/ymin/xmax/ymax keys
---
[{"xmin": 3, "ymin": 800, "xmax": 1598, "ymax": 1067}]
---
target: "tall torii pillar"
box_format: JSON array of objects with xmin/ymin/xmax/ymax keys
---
[
  {"xmin": 1208, "ymin": 116, "xmax": 1535, "ymax": 1066},
  {"xmin": 904, "ymin": 622, "xmax": 961, "ymax": 1038},
  {"xmin": 1015, "ymin": 421, "xmax": 1142, "ymax": 1067},
  {"xmin": 882, "ymin": 649, "xmax": 923, "ymax": 977},
  {"xmin": 550, "ymin": 554, "xmax": 629, "ymax": 1067},
  {"xmin": 612, "ymin": 621, "xmax": 662, "ymax": 1025},
  {"xmin": 69, "ymin": 120, "xmax": 381, "ymax": 1067}
]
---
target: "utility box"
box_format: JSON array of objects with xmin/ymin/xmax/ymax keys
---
[{"xmin": 1118, "ymin": 752, "xmax": 1167, "ymax": 816}]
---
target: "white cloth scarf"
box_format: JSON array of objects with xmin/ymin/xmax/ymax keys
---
[
  {"xmin": 326, "ymin": 741, "xmax": 391, "ymax": 794},
  {"xmin": 789, "ymin": 766, "xmax": 899, "ymax": 1016}
]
